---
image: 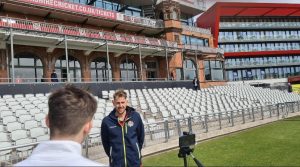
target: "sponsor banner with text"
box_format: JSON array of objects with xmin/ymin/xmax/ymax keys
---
[{"xmin": 18, "ymin": 0, "xmax": 116, "ymax": 20}]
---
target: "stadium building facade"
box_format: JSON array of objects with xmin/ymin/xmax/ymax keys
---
[
  {"xmin": 197, "ymin": 2, "xmax": 300, "ymax": 82},
  {"xmin": 0, "ymin": 0, "xmax": 225, "ymax": 87}
]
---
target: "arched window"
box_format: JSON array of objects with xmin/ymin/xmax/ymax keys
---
[
  {"xmin": 55, "ymin": 56, "xmax": 81, "ymax": 82},
  {"xmin": 120, "ymin": 58, "xmax": 138, "ymax": 81},
  {"xmin": 90, "ymin": 57, "xmax": 112, "ymax": 81},
  {"xmin": 10, "ymin": 53, "xmax": 43, "ymax": 82},
  {"xmin": 183, "ymin": 59, "xmax": 197, "ymax": 80}
]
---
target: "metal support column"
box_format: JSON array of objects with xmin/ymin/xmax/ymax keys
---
[
  {"xmin": 10, "ymin": 28, "xmax": 15, "ymax": 83},
  {"xmin": 242, "ymin": 109, "xmax": 245, "ymax": 124},
  {"xmin": 252, "ymin": 107, "xmax": 255, "ymax": 122},
  {"xmin": 138, "ymin": 44, "xmax": 143, "ymax": 81},
  {"xmin": 222, "ymin": 59, "xmax": 226, "ymax": 80},
  {"xmin": 6, "ymin": 43, "xmax": 9, "ymax": 82},
  {"xmin": 85, "ymin": 135, "xmax": 89, "ymax": 158},
  {"xmin": 181, "ymin": 49, "xmax": 185, "ymax": 80},
  {"xmin": 204, "ymin": 115, "xmax": 208, "ymax": 133},
  {"xmin": 194, "ymin": 50, "xmax": 198, "ymax": 76},
  {"xmin": 125, "ymin": 55, "xmax": 128, "ymax": 81},
  {"xmin": 176, "ymin": 119, "xmax": 181, "ymax": 136},
  {"xmin": 261, "ymin": 106, "xmax": 264, "ymax": 120},
  {"xmin": 164, "ymin": 120, "xmax": 169, "ymax": 142},
  {"xmin": 188, "ymin": 117, "xmax": 192, "ymax": 133},
  {"xmin": 231, "ymin": 111, "xmax": 234, "ymax": 126},
  {"xmin": 64, "ymin": 35, "xmax": 70, "ymax": 82},
  {"xmin": 194, "ymin": 50, "xmax": 199, "ymax": 88},
  {"xmin": 218, "ymin": 113, "xmax": 222, "ymax": 129},
  {"xmin": 165, "ymin": 47, "xmax": 169, "ymax": 80},
  {"xmin": 106, "ymin": 40, "xmax": 111, "ymax": 82}
]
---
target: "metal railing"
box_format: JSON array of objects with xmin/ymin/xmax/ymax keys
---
[
  {"xmin": 183, "ymin": 44, "xmax": 224, "ymax": 54},
  {"xmin": 226, "ymin": 73, "xmax": 300, "ymax": 82},
  {"xmin": 156, "ymin": 0, "xmax": 206, "ymax": 11},
  {"xmin": 0, "ymin": 77, "xmax": 172, "ymax": 84},
  {"xmin": 222, "ymin": 45, "xmax": 300, "ymax": 53},
  {"xmin": 219, "ymin": 35, "xmax": 300, "ymax": 43},
  {"xmin": 1, "ymin": 101, "xmax": 299, "ymax": 164},
  {"xmin": 225, "ymin": 61, "xmax": 300, "ymax": 69},
  {"xmin": 0, "ymin": 17, "xmax": 177, "ymax": 48},
  {"xmin": 120, "ymin": 14, "xmax": 164, "ymax": 28},
  {"xmin": 220, "ymin": 22, "xmax": 300, "ymax": 29},
  {"xmin": 181, "ymin": 25, "xmax": 211, "ymax": 35}
]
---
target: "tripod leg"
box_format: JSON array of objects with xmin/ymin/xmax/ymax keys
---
[
  {"xmin": 190, "ymin": 153, "xmax": 204, "ymax": 167},
  {"xmin": 183, "ymin": 155, "xmax": 188, "ymax": 167}
]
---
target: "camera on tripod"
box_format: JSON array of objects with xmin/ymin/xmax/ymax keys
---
[
  {"xmin": 178, "ymin": 132, "xmax": 204, "ymax": 167},
  {"xmin": 178, "ymin": 132, "xmax": 195, "ymax": 157}
]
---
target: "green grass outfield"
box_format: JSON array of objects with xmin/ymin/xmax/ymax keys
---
[{"xmin": 143, "ymin": 116, "xmax": 300, "ymax": 166}]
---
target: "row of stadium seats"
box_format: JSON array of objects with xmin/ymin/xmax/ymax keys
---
[{"xmin": 1, "ymin": 85, "xmax": 300, "ymax": 162}]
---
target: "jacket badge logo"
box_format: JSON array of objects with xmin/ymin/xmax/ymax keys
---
[{"xmin": 128, "ymin": 121, "xmax": 134, "ymax": 127}]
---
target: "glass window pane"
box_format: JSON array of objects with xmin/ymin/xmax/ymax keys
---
[{"xmin": 20, "ymin": 58, "xmax": 34, "ymax": 66}]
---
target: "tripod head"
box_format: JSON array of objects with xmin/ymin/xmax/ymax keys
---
[{"xmin": 178, "ymin": 146, "xmax": 194, "ymax": 158}]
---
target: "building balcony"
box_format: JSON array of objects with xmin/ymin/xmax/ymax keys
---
[
  {"xmin": 0, "ymin": 17, "xmax": 178, "ymax": 55},
  {"xmin": 156, "ymin": 0, "xmax": 206, "ymax": 15},
  {"xmin": 225, "ymin": 61, "xmax": 300, "ymax": 70},
  {"xmin": 3, "ymin": 0, "xmax": 164, "ymax": 31},
  {"xmin": 222, "ymin": 45, "xmax": 300, "ymax": 53},
  {"xmin": 182, "ymin": 44, "xmax": 224, "ymax": 55},
  {"xmin": 181, "ymin": 24, "xmax": 211, "ymax": 35},
  {"xmin": 104, "ymin": 0, "xmax": 206, "ymax": 15},
  {"xmin": 119, "ymin": 14, "xmax": 164, "ymax": 28},
  {"xmin": 219, "ymin": 35, "xmax": 300, "ymax": 43},
  {"xmin": 219, "ymin": 21, "xmax": 300, "ymax": 30}
]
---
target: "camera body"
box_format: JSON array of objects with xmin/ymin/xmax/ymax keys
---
[
  {"xmin": 179, "ymin": 132, "xmax": 196, "ymax": 148},
  {"xmin": 178, "ymin": 132, "xmax": 195, "ymax": 157}
]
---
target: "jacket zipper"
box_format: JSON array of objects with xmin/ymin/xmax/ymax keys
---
[
  {"xmin": 136, "ymin": 142, "xmax": 141, "ymax": 159},
  {"xmin": 110, "ymin": 146, "xmax": 113, "ymax": 164},
  {"xmin": 121, "ymin": 126, "xmax": 127, "ymax": 167}
]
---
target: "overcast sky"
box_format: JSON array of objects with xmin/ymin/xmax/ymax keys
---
[{"xmin": 205, "ymin": 0, "xmax": 300, "ymax": 8}]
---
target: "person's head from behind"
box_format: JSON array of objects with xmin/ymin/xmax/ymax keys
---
[
  {"xmin": 112, "ymin": 89, "xmax": 128, "ymax": 115},
  {"xmin": 46, "ymin": 85, "xmax": 97, "ymax": 143}
]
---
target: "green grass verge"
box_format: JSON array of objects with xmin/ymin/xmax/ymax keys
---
[{"xmin": 143, "ymin": 116, "xmax": 300, "ymax": 166}]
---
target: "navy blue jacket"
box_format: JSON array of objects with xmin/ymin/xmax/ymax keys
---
[{"xmin": 101, "ymin": 106, "xmax": 145, "ymax": 167}]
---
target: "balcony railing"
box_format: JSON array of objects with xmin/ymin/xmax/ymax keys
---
[
  {"xmin": 222, "ymin": 45, "xmax": 300, "ymax": 53},
  {"xmin": 0, "ymin": 17, "xmax": 177, "ymax": 48},
  {"xmin": 157, "ymin": 0, "xmax": 206, "ymax": 11},
  {"xmin": 225, "ymin": 61, "xmax": 300, "ymax": 69},
  {"xmin": 14, "ymin": 0, "xmax": 164, "ymax": 28},
  {"xmin": 220, "ymin": 21, "xmax": 300, "ymax": 29},
  {"xmin": 181, "ymin": 24, "xmax": 211, "ymax": 35},
  {"xmin": 219, "ymin": 35, "xmax": 300, "ymax": 43},
  {"xmin": 183, "ymin": 44, "xmax": 224, "ymax": 54},
  {"xmin": 119, "ymin": 13, "xmax": 164, "ymax": 28}
]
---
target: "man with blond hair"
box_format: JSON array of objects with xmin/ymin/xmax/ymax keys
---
[
  {"xmin": 16, "ymin": 86, "xmax": 106, "ymax": 166},
  {"xmin": 101, "ymin": 89, "xmax": 145, "ymax": 167}
]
